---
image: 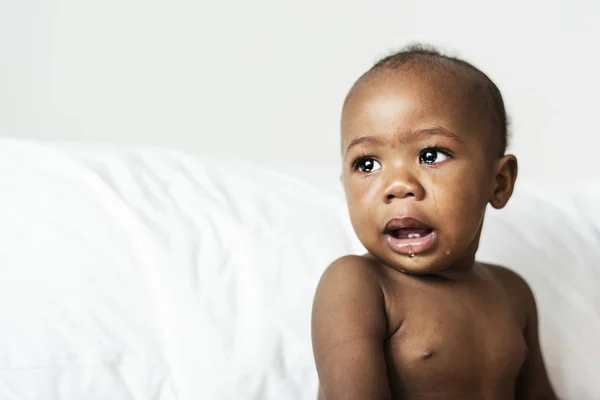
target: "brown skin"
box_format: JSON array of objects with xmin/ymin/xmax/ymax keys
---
[{"xmin": 311, "ymin": 68, "xmax": 556, "ymax": 399}]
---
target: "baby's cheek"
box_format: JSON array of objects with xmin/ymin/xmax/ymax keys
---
[
  {"xmin": 438, "ymin": 183, "xmax": 486, "ymax": 237},
  {"xmin": 346, "ymin": 198, "xmax": 372, "ymax": 240},
  {"xmin": 347, "ymin": 192, "xmax": 382, "ymax": 250},
  {"xmin": 350, "ymin": 185, "xmax": 379, "ymax": 219}
]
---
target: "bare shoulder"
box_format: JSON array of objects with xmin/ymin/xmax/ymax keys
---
[
  {"xmin": 484, "ymin": 263, "xmax": 537, "ymax": 322},
  {"xmin": 312, "ymin": 255, "xmax": 387, "ymax": 321},
  {"xmin": 311, "ymin": 255, "xmax": 393, "ymax": 399},
  {"xmin": 485, "ymin": 264, "xmax": 533, "ymax": 297},
  {"xmin": 317, "ymin": 254, "xmax": 386, "ymax": 290}
]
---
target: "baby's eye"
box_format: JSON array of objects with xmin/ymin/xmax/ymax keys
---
[
  {"xmin": 419, "ymin": 148, "xmax": 450, "ymax": 165},
  {"xmin": 353, "ymin": 157, "xmax": 381, "ymax": 173}
]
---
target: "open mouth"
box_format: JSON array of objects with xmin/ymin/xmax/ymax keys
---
[
  {"xmin": 383, "ymin": 217, "xmax": 436, "ymax": 255},
  {"xmin": 387, "ymin": 227, "xmax": 434, "ymax": 239}
]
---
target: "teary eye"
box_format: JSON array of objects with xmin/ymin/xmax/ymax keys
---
[
  {"xmin": 419, "ymin": 148, "xmax": 450, "ymax": 165},
  {"xmin": 354, "ymin": 157, "xmax": 381, "ymax": 173}
]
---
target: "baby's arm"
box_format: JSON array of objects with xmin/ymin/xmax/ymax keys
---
[
  {"xmin": 502, "ymin": 269, "xmax": 558, "ymax": 400},
  {"xmin": 311, "ymin": 256, "xmax": 392, "ymax": 400}
]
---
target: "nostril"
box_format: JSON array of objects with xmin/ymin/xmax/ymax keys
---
[{"xmin": 387, "ymin": 192, "xmax": 414, "ymax": 200}]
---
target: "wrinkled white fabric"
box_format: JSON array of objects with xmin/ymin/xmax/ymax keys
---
[{"xmin": 0, "ymin": 138, "xmax": 597, "ymax": 399}]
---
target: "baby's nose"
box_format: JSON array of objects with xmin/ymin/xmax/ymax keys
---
[{"xmin": 382, "ymin": 172, "xmax": 425, "ymax": 202}]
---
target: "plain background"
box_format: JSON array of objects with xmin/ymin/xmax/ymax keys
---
[{"xmin": 2, "ymin": 0, "xmax": 599, "ymax": 187}]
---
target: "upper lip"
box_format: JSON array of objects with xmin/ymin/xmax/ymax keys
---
[{"xmin": 383, "ymin": 217, "xmax": 434, "ymax": 233}]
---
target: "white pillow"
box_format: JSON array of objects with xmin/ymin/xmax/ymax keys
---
[{"xmin": 0, "ymin": 138, "xmax": 362, "ymax": 400}]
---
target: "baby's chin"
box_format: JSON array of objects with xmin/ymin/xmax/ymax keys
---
[{"xmin": 366, "ymin": 249, "xmax": 463, "ymax": 276}]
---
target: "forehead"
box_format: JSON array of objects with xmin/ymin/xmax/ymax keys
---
[{"xmin": 341, "ymin": 69, "xmax": 487, "ymax": 147}]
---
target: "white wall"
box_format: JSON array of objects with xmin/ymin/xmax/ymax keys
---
[{"xmin": 2, "ymin": 0, "xmax": 599, "ymax": 185}]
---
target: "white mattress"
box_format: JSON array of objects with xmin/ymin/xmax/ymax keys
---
[{"xmin": 0, "ymin": 138, "xmax": 598, "ymax": 399}]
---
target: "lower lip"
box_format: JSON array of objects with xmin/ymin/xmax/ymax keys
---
[{"xmin": 384, "ymin": 230, "xmax": 436, "ymax": 255}]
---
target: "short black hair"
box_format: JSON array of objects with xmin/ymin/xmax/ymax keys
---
[{"xmin": 365, "ymin": 44, "xmax": 509, "ymax": 155}]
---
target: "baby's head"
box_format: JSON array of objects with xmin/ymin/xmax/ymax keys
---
[{"xmin": 341, "ymin": 45, "xmax": 518, "ymax": 275}]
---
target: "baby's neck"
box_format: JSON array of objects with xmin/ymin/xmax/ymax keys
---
[{"xmin": 430, "ymin": 256, "xmax": 480, "ymax": 281}]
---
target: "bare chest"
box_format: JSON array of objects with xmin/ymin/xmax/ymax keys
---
[{"xmin": 384, "ymin": 283, "xmax": 528, "ymax": 397}]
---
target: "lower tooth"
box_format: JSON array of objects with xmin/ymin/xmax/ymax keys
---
[{"xmin": 408, "ymin": 233, "xmax": 421, "ymax": 239}]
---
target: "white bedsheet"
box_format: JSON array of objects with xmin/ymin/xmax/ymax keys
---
[{"xmin": 0, "ymin": 138, "xmax": 598, "ymax": 399}]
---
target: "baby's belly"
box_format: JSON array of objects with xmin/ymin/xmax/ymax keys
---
[{"xmin": 384, "ymin": 314, "xmax": 527, "ymax": 400}]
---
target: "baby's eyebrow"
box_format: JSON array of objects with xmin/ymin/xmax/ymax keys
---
[
  {"xmin": 344, "ymin": 136, "xmax": 383, "ymax": 156},
  {"xmin": 414, "ymin": 127, "xmax": 462, "ymax": 142},
  {"xmin": 344, "ymin": 127, "xmax": 462, "ymax": 157}
]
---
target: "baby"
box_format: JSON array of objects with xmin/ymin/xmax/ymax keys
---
[{"xmin": 311, "ymin": 45, "xmax": 557, "ymax": 399}]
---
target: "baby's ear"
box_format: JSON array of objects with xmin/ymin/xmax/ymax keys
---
[{"xmin": 490, "ymin": 154, "xmax": 518, "ymax": 209}]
